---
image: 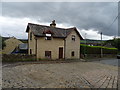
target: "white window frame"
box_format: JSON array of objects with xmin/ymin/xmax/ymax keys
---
[{"xmin": 72, "ymin": 35, "xmax": 75, "ymax": 41}]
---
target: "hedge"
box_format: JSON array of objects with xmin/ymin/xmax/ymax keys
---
[{"xmin": 80, "ymin": 44, "xmax": 118, "ymax": 54}]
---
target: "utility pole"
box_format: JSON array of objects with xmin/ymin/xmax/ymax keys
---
[
  {"xmin": 85, "ymin": 33, "xmax": 87, "ymax": 57},
  {"xmin": 100, "ymin": 32, "xmax": 103, "ymax": 58}
]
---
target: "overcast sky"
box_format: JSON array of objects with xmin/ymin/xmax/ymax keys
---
[{"xmin": 0, "ymin": 2, "xmax": 118, "ymax": 40}]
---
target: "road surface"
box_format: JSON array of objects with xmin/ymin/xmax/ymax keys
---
[{"xmin": 93, "ymin": 58, "xmax": 118, "ymax": 66}]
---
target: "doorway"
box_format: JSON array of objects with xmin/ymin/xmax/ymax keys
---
[{"xmin": 59, "ymin": 47, "xmax": 63, "ymax": 59}]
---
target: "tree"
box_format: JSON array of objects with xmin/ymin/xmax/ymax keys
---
[
  {"xmin": 0, "ymin": 36, "xmax": 6, "ymax": 50},
  {"xmin": 105, "ymin": 38, "xmax": 120, "ymax": 51}
]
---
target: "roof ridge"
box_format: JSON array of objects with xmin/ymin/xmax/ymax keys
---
[{"xmin": 28, "ymin": 23, "xmax": 75, "ymax": 30}]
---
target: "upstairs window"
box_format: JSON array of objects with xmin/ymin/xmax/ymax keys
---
[
  {"xmin": 45, "ymin": 34, "xmax": 52, "ymax": 40},
  {"xmin": 30, "ymin": 32, "xmax": 32, "ymax": 40},
  {"xmin": 71, "ymin": 51, "xmax": 75, "ymax": 57},
  {"xmin": 45, "ymin": 37, "xmax": 51, "ymax": 40},
  {"xmin": 46, "ymin": 34, "xmax": 51, "ymax": 37},
  {"xmin": 72, "ymin": 35, "xmax": 75, "ymax": 41}
]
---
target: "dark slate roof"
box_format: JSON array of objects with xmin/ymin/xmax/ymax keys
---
[{"xmin": 26, "ymin": 23, "xmax": 83, "ymax": 39}]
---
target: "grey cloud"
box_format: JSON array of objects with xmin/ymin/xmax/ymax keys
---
[{"xmin": 2, "ymin": 2, "xmax": 118, "ymax": 37}]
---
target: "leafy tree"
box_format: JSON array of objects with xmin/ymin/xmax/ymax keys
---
[{"xmin": 105, "ymin": 38, "xmax": 120, "ymax": 51}]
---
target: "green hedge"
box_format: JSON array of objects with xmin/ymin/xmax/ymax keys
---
[{"xmin": 80, "ymin": 44, "xmax": 118, "ymax": 54}]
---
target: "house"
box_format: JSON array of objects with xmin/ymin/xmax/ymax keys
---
[
  {"xmin": 12, "ymin": 43, "xmax": 28, "ymax": 54},
  {"xmin": 103, "ymin": 43, "xmax": 115, "ymax": 48},
  {"xmin": 26, "ymin": 20, "xmax": 83, "ymax": 60},
  {"xmin": 2, "ymin": 37, "xmax": 23, "ymax": 54}
]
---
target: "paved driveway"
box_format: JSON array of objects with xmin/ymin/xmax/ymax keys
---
[{"xmin": 2, "ymin": 60, "xmax": 118, "ymax": 88}]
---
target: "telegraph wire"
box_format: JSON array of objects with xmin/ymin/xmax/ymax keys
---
[{"xmin": 107, "ymin": 12, "xmax": 120, "ymax": 30}]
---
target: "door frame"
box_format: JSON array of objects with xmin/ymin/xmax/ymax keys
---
[{"xmin": 59, "ymin": 47, "xmax": 63, "ymax": 59}]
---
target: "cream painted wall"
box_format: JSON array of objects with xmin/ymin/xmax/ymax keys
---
[
  {"xmin": 65, "ymin": 30, "xmax": 80, "ymax": 59},
  {"xmin": 36, "ymin": 37, "xmax": 64, "ymax": 59},
  {"xmin": 28, "ymin": 30, "xmax": 36, "ymax": 55},
  {"xmin": 3, "ymin": 37, "xmax": 23, "ymax": 54}
]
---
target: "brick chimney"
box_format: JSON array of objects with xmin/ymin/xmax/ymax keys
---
[{"xmin": 50, "ymin": 20, "xmax": 56, "ymax": 27}]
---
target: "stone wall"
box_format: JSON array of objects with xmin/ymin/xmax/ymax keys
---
[
  {"xmin": 80, "ymin": 54, "xmax": 116, "ymax": 59},
  {"xmin": 2, "ymin": 54, "xmax": 36, "ymax": 62}
]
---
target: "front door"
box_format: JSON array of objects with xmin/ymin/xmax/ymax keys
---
[{"xmin": 59, "ymin": 47, "xmax": 63, "ymax": 59}]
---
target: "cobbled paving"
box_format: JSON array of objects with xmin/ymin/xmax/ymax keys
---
[{"xmin": 2, "ymin": 61, "xmax": 118, "ymax": 88}]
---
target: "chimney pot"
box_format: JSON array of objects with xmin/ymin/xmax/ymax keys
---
[{"xmin": 50, "ymin": 20, "xmax": 56, "ymax": 27}]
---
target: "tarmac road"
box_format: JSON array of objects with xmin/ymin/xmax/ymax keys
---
[{"xmin": 93, "ymin": 58, "xmax": 118, "ymax": 66}]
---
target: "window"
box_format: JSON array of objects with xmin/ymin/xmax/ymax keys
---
[
  {"xmin": 45, "ymin": 34, "xmax": 52, "ymax": 40},
  {"xmin": 30, "ymin": 49, "xmax": 32, "ymax": 54},
  {"xmin": 72, "ymin": 35, "xmax": 75, "ymax": 41},
  {"xmin": 71, "ymin": 51, "xmax": 75, "ymax": 57},
  {"xmin": 30, "ymin": 32, "xmax": 32, "ymax": 40},
  {"xmin": 45, "ymin": 51, "xmax": 51, "ymax": 58},
  {"xmin": 46, "ymin": 34, "xmax": 51, "ymax": 37},
  {"xmin": 45, "ymin": 37, "xmax": 51, "ymax": 40}
]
